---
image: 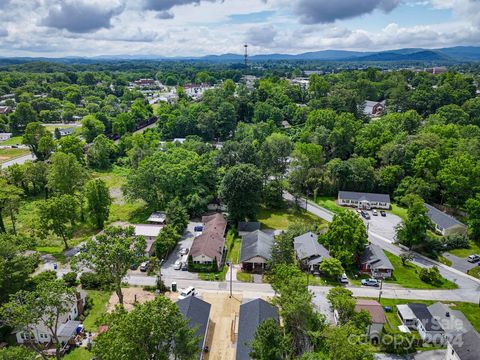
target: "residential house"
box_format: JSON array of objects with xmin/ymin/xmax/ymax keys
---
[
  {"xmin": 294, "ymin": 231, "xmax": 330, "ymax": 272},
  {"xmin": 424, "ymin": 203, "xmax": 467, "ymax": 236},
  {"xmin": 237, "ymin": 221, "xmax": 261, "ymax": 237},
  {"xmin": 428, "ymin": 302, "xmax": 473, "ymax": 340},
  {"xmin": 133, "ymin": 224, "xmax": 163, "ymax": 256},
  {"xmin": 358, "ymin": 244, "xmax": 394, "ymax": 279},
  {"xmin": 236, "ymin": 299, "xmax": 279, "ymax": 360},
  {"xmin": 445, "ymin": 329, "xmax": 480, "ymax": 360},
  {"xmin": 147, "ymin": 211, "xmax": 166, "ymax": 225},
  {"xmin": 362, "ymin": 100, "xmax": 386, "ymax": 117},
  {"xmin": 190, "ymin": 213, "xmax": 227, "ymax": 268},
  {"xmin": 338, "ymin": 191, "xmax": 391, "ymax": 210},
  {"xmin": 396, "ymin": 304, "xmax": 418, "ymax": 328},
  {"xmin": 57, "ymin": 128, "xmax": 75, "ymax": 137},
  {"xmin": 0, "ymin": 132, "xmax": 13, "ymax": 141},
  {"xmin": 15, "ymin": 291, "xmax": 86, "ymax": 345},
  {"xmin": 177, "ymin": 296, "xmax": 211, "ymax": 360},
  {"xmin": 398, "ymin": 303, "xmax": 445, "ymax": 344},
  {"xmin": 355, "ymin": 299, "xmax": 387, "ymax": 344},
  {"xmin": 0, "ymin": 106, "xmax": 12, "ymax": 115},
  {"xmin": 240, "ymin": 230, "xmax": 273, "ymax": 272}
]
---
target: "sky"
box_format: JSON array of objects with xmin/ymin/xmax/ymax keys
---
[{"xmin": 0, "ymin": 0, "xmax": 480, "ymax": 57}]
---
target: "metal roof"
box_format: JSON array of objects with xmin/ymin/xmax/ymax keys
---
[
  {"xmin": 424, "ymin": 203, "xmax": 465, "ymax": 230},
  {"xmin": 240, "ymin": 230, "xmax": 273, "ymax": 263},
  {"xmin": 236, "ymin": 299, "xmax": 278, "ymax": 360},
  {"xmin": 338, "ymin": 191, "xmax": 391, "ymax": 203}
]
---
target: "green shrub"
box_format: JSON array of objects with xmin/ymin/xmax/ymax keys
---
[
  {"xmin": 63, "ymin": 271, "xmax": 78, "ymax": 287},
  {"xmin": 419, "ymin": 266, "xmax": 442, "ymax": 285},
  {"xmin": 80, "ymin": 272, "xmax": 104, "ymax": 289}
]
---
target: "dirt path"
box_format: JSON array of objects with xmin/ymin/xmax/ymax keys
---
[{"xmin": 202, "ymin": 292, "xmax": 242, "ymax": 360}]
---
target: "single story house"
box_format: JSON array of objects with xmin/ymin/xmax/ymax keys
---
[
  {"xmin": 15, "ymin": 291, "xmax": 86, "ymax": 345},
  {"xmin": 398, "ymin": 303, "xmax": 444, "ymax": 344},
  {"xmin": 362, "ymin": 100, "xmax": 386, "ymax": 117},
  {"xmin": 240, "ymin": 230, "xmax": 273, "ymax": 272},
  {"xmin": 338, "ymin": 191, "xmax": 391, "ymax": 210},
  {"xmin": 358, "ymin": 244, "xmax": 394, "ymax": 279},
  {"xmin": 58, "ymin": 128, "xmax": 75, "ymax": 137},
  {"xmin": 0, "ymin": 132, "xmax": 12, "ymax": 141},
  {"xmin": 177, "ymin": 296, "xmax": 211, "ymax": 360},
  {"xmin": 428, "ymin": 302, "xmax": 473, "ymax": 339},
  {"xmin": 424, "ymin": 204, "xmax": 467, "ymax": 236},
  {"xmin": 190, "ymin": 213, "xmax": 227, "ymax": 268},
  {"xmin": 355, "ymin": 299, "xmax": 386, "ymax": 344},
  {"xmin": 238, "ymin": 221, "xmax": 261, "ymax": 237},
  {"xmin": 133, "ymin": 224, "xmax": 163, "ymax": 256},
  {"xmin": 0, "ymin": 106, "xmax": 12, "ymax": 115},
  {"xmin": 147, "ymin": 211, "xmax": 166, "ymax": 225},
  {"xmin": 446, "ymin": 329, "xmax": 480, "ymax": 360},
  {"xmin": 294, "ymin": 232, "xmax": 330, "ymax": 271},
  {"xmin": 236, "ymin": 299, "xmax": 279, "ymax": 360}
]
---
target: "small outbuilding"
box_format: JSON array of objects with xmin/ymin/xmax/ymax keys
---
[{"xmin": 147, "ymin": 211, "xmax": 166, "ymax": 225}]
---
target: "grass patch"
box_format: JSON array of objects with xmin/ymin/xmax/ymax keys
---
[
  {"xmin": 449, "ymin": 241, "xmax": 480, "ymax": 258},
  {"xmin": 35, "ymin": 246, "xmax": 67, "ymax": 263},
  {"xmin": 385, "ymin": 251, "xmax": 457, "ymax": 289},
  {"xmin": 82, "ymin": 290, "xmax": 111, "ymax": 332},
  {"xmin": 64, "ymin": 348, "xmax": 93, "ymax": 360},
  {"xmin": 0, "ymin": 148, "xmax": 30, "ymax": 163},
  {"xmin": 108, "ymin": 201, "xmax": 148, "ymax": 224},
  {"xmin": 237, "ymin": 272, "xmax": 252, "ymax": 282},
  {"xmin": 388, "ymin": 203, "xmax": 408, "ymax": 221},
  {"xmin": 0, "ymin": 135, "xmax": 22, "ymax": 146},
  {"xmin": 467, "ymin": 266, "xmax": 480, "ymax": 279},
  {"xmin": 258, "ymin": 206, "xmax": 324, "ymax": 230},
  {"xmin": 453, "ymin": 302, "xmax": 480, "ymax": 332},
  {"xmin": 91, "ymin": 165, "xmax": 130, "ymax": 189},
  {"xmin": 438, "ymin": 256, "xmax": 453, "ymax": 266},
  {"xmin": 312, "ymin": 196, "xmax": 343, "ymax": 214}
]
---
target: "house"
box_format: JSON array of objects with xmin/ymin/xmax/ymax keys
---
[
  {"xmin": 396, "ymin": 304, "xmax": 418, "ymax": 328},
  {"xmin": 362, "ymin": 100, "xmax": 386, "ymax": 117},
  {"xmin": 177, "ymin": 296, "xmax": 211, "ymax": 360},
  {"xmin": 398, "ymin": 303, "xmax": 444, "ymax": 344},
  {"xmin": 15, "ymin": 291, "xmax": 86, "ymax": 345},
  {"xmin": 0, "ymin": 132, "xmax": 13, "ymax": 141},
  {"xmin": 446, "ymin": 329, "xmax": 480, "ymax": 360},
  {"xmin": 237, "ymin": 221, "xmax": 261, "ymax": 237},
  {"xmin": 428, "ymin": 302, "xmax": 473, "ymax": 339},
  {"xmin": 0, "ymin": 106, "xmax": 12, "ymax": 115},
  {"xmin": 133, "ymin": 224, "xmax": 163, "ymax": 256},
  {"xmin": 424, "ymin": 204, "xmax": 467, "ymax": 236},
  {"xmin": 338, "ymin": 191, "xmax": 391, "ymax": 210},
  {"xmin": 240, "ymin": 230, "xmax": 273, "ymax": 272},
  {"xmin": 190, "ymin": 213, "xmax": 227, "ymax": 268},
  {"xmin": 57, "ymin": 128, "xmax": 74, "ymax": 137},
  {"xmin": 358, "ymin": 244, "xmax": 394, "ymax": 279},
  {"xmin": 236, "ymin": 299, "xmax": 279, "ymax": 360},
  {"xmin": 355, "ymin": 299, "xmax": 386, "ymax": 344},
  {"xmin": 294, "ymin": 232, "xmax": 330, "ymax": 271},
  {"xmin": 147, "ymin": 211, "xmax": 166, "ymax": 225}
]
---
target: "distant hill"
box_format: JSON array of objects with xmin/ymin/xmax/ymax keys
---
[{"xmin": 350, "ymin": 50, "xmax": 451, "ymax": 62}]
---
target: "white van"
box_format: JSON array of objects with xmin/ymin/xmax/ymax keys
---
[{"xmin": 178, "ymin": 286, "xmax": 195, "ymax": 300}]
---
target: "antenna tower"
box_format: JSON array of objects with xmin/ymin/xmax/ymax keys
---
[{"xmin": 244, "ymin": 44, "xmax": 248, "ymax": 66}]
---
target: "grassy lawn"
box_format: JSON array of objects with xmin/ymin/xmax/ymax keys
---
[
  {"xmin": 0, "ymin": 147, "xmax": 30, "ymax": 163},
  {"xmin": 64, "ymin": 348, "xmax": 93, "ymax": 360},
  {"xmin": 449, "ymin": 241, "xmax": 480, "ymax": 258},
  {"xmin": 438, "ymin": 255, "xmax": 452, "ymax": 266},
  {"xmin": 258, "ymin": 206, "xmax": 325, "ymax": 230},
  {"xmin": 0, "ymin": 135, "xmax": 23, "ymax": 145},
  {"xmin": 312, "ymin": 196, "xmax": 343, "ymax": 214},
  {"xmin": 92, "ymin": 165, "xmax": 130, "ymax": 189},
  {"xmin": 467, "ymin": 266, "xmax": 480, "ymax": 279},
  {"xmin": 82, "ymin": 290, "xmax": 111, "ymax": 332},
  {"xmin": 385, "ymin": 251, "xmax": 457, "ymax": 289},
  {"xmin": 388, "ymin": 203, "xmax": 408, "ymax": 221},
  {"xmin": 237, "ymin": 271, "xmax": 252, "ymax": 282}
]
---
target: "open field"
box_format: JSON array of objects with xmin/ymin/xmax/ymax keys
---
[
  {"xmin": 0, "ymin": 147, "xmax": 29, "ymax": 163},
  {"xmin": 258, "ymin": 206, "xmax": 325, "ymax": 230},
  {"xmin": 312, "ymin": 196, "xmax": 342, "ymax": 214}
]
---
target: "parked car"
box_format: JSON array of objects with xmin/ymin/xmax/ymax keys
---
[
  {"xmin": 339, "ymin": 273, "xmax": 349, "ymax": 284},
  {"xmin": 194, "ymin": 225, "xmax": 203, "ymax": 232},
  {"xmin": 178, "ymin": 286, "xmax": 195, "ymax": 300},
  {"xmin": 139, "ymin": 261, "xmax": 149, "ymax": 272},
  {"xmin": 361, "ymin": 211, "xmax": 371, "ymax": 220},
  {"xmin": 173, "ymin": 260, "xmax": 182, "ymax": 270},
  {"xmin": 181, "ymin": 262, "xmax": 188, "ymax": 271},
  {"xmin": 372, "ymin": 209, "xmax": 378, "ymax": 216},
  {"xmin": 361, "ymin": 278, "xmax": 380, "ymax": 287},
  {"xmin": 380, "ymin": 210, "xmax": 386, "ymax": 217},
  {"xmin": 130, "ymin": 262, "xmax": 139, "ymax": 270},
  {"xmin": 179, "ymin": 248, "xmax": 189, "ymax": 255},
  {"xmin": 467, "ymin": 254, "xmax": 480, "ymax": 263}
]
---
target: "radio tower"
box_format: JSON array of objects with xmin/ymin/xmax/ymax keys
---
[{"xmin": 244, "ymin": 43, "xmax": 248, "ymax": 66}]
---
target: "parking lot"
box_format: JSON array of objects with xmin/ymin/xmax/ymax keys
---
[{"xmin": 359, "ymin": 210, "xmax": 402, "ymax": 242}]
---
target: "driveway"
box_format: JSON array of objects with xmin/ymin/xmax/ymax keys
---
[{"xmin": 443, "ymin": 252, "xmax": 479, "ymax": 273}]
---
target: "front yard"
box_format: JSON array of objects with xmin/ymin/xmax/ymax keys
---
[
  {"xmin": 448, "ymin": 241, "xmax": 480, "ymax": 258},
  {"xmin": 258, "ymin": 206, "xmax": 326, "ymax": 230}
]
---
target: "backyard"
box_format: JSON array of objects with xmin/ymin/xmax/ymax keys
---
[
  {"xmin": 0, "ymin": 135, "xmax": 22, "ymax": 146},
  {"xmin": 82, "ymin": 290, "xmax": 111, "ymax": 332}
]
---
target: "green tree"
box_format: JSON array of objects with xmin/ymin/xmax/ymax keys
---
[
  {"xmin": 85, "ymin": 179, "xmax": 111, "ymax": 229},
  {"xmin": 323, "ymin": 210, "xmax": 368, "ymax": 268},
  {"xmin": 216, "ymin": 101, "xmax": 237, "ymax": 140},
  {"xmin": 0, "ymin": 346, "xmax": 36, "ymax": 360},
  {"xmin": 166, "ymin": 198, "xmax": 189, "ymax": 234},
  {"xmin": 270, "ymin": 232, "xmax": 295, "ymax": 267},
  {"xmin": 9, "ymin": 102, "xmax": 37, "ymax": 134},
  {"xmin": 38, "ymin": 194, "xmax": 78, "ymax": 249},
  {"xmin": 87, "ymin": 134, "xmax": 117, "ymax": 169},
  {"xmin": 250, "ymin": 318, "xmax": 288, "ymax": 360},
  {"xmin": 395, "ymin": 196, "xmax": 431, "ymax": 249},
  {"xmin": 260, "ymin": 133, "xmax": 293, "ymax": 178},
  {"xmin": 323, "ymin": 324, "xmax": 374, "ymax": 360},
  {"xmin": 81, "ymin": 115, "xmax": 105, "ymax": 143},
  {"xmin": 22, "ymin": 122, "xmax": 55, "ymax": 161},
  {"xmin": 0, "ymin": 279, "xmax": 76, "ymax": 360},
  {"xmin": 47, "ymin": 152, "xmax": 86, "ymax": 196},
  {"xmin": 0, "ymin": 178, "xmax": 23, "ymax": 234},
  {"xmin": 326, "ymin": 287, "xmax": 355, "ymax": 325},
  {"xmin": 154, "ymin": 224, "xmax": 181, "ymax": 260},
  {"xmin": 465, "ymin": 194, "xmax": 480, "ymax": 242},
  {"xmin": 220, "ymin": 163, "xmax": 263, "ymax": 222},
  {"xmin": 93, "ymin": 296, "xmax": 199, "ymax": 360},
  {"xmin": 319, "ymin": 258, "xmax": 344, "ymax": 279},
  {"xmin": 57, "ymin": 135, "xmax": 85, "ymax": 163},
  {"xmin": 75, "ymin": 226, "xmax": 146, "ymax": 305}
]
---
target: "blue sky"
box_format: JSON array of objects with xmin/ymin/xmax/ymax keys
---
[{"xmin": 0, "ymin": 0, "xmax": 479, "ymax": 57}]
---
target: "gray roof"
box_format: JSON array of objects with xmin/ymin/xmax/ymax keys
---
[
  {"xmin": 240, "ymin": 230, "xmax": 273, "ymax": 263},
  {"xmin": 427, "ymin": 302, "xmax": 473, "ymax": 336},
  {"xmin": 424, "ymin": 203, "xmax": 466, "ymax": 230},
  {"xmin": 451, "ymin": 330, "xmax": 480, "ymax": 360},
  {"xmin": 408, "ymin": 303, "xmax": 443, "ymax": 332},
  {"xmin": 294, "ymin": 232, "xmax": 331, "ymax": 263},
  {"xmin": 177, "ymin": 296, "xmax": 211, "ymax": 358},
  {"xmin": 236, "ymin": 299, "xmax": 278, "ymax": 360},
  {"xmin": 338, "ymin": 191, "xmax": 390, "ymax": 203},
  {"xmin": 359, "ymin": 244, "xmax": 394, "ymax": 271},
  {"xmin": 238, "ymin": 222, "xmax": 261, "ymax": 233}
]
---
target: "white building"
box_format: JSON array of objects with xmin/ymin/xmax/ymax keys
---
[
  {"xmin": 338, "ymin": 191, "xmax": 391, "ymax": 209},
  {"xmin": 0, "ymin": 132, "xmax": 13, "ymax": 141}
]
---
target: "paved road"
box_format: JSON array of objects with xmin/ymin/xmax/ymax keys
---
[{"xmin": 1, "ymin": 153, "xmax": 35, "ymax": 168}]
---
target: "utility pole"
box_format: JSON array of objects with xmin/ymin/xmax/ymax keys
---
[
  {"xmin": 378, "ymin": 278, "xmax": 383, "ymax": 303},
  {"xmin": 228, "ymin": 261, "xmax": 233, "ymax": 298},
  {"xmin": 244, "ymin": 44, "xmax": 248, "ymax": 67}
]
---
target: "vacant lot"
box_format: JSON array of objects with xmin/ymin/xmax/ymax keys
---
[
  {"xmin": 0, "ymin": 147, "xmax": 29, "ymax": 163},
  {"xmin": 107, "ymin": 287, "xmax": 156, "ymax": 312},
  {"xmin": 258, "ymin": 206, "xmax": 325, "ymax": 230}
]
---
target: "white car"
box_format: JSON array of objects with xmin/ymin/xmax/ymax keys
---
[
  {"xmin": 139, "ymin": 261, "xmax": 149, "ymax": 272},
  {"xmin": 339, "ymin": 273, "xmax": 348, "ymax": 284},
  {"xmin": 179, "ymin": 248, "xmax": 189, "ymax": 256},
  {"xmin": 173, "ymin": 260, "xmax": 182, "ymax": 270},
  {"xmin": 178, "ymin": 286, "xmax": 195, "ymax": 300},
  {"xmin": 372, "ymin": 209, "xmax": 378, "ymax": 216}
]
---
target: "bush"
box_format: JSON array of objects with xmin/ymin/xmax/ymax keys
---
[
  {"xmin": 63, "ymin": 271, "xmax": 78, "ymax": 287},
  {"xmin": 441, "ymin": 234, "xmax": 469, "ymax": 250},
  {"xmin": 419, "ymin": 266, "xmax": 442, "ymax": 285},
  {"xmin": 382, "ymin": 327, "xmax": 417, "ymax": 355},
  {"xmin": 80, "ymin": 272, "xmax": 104, "ymax": 290}
]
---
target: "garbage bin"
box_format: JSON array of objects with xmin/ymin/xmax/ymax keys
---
[
  {"xmin": 53, "ymin": 263, "xmax": 58, "ymax": 270},
  {"xmin": 171, "ymin": 282, "xmax": 177, "ymax": 292}
]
